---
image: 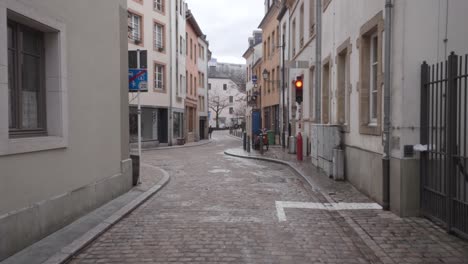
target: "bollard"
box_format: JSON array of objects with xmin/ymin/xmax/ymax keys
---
[
  {"xmin": 260, "ymin": 134, "xmax": 264, "ymax": 155},
  {"xmin": 296, "ymin": 132, "xmax": 303, "ymax": 161},
  {"xmin": 243, "ymin": 132, "xmax": 247, "ymax": 150},
  {"xmin": 247, "ymin": 136, "xmax": 251, "ymax": 153}
]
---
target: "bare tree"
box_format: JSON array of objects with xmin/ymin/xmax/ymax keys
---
[{"xmin": 209, "ymin": 90, "xmax": 231, "ymax": 129}]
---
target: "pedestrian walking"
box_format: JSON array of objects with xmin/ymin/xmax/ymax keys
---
[{"xmin": 208, "ymin": 126, "xmax": 213, "ymax": 139}]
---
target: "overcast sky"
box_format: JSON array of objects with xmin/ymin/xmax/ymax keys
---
[{"xmin": 186, "ymin": 0, "xmax": 264, "ymax": 65}]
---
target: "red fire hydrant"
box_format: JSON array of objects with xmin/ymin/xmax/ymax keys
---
[{"xmin": 296, "ymin": 132, "xmax": 303, "ymax": 161}]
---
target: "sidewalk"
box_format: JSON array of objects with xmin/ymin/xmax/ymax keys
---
[
  {"xmin": 2, "ymin": 163, "xmax": 170, "ymax": 264},
  {"xmin": 225, "ymin": 146, "xmax": 468, "ymax": 264}
]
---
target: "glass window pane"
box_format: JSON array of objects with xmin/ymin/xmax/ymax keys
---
[
  {"xmin": 8, "ymin": 49, "xmax": 16, "ymax": 129},
  {"xmin": 22, "ymin": 28, "xmax": 42, "ymax": 55},
  {"xmin": 372, "ymin": 91, "xmax": 378, "ymax": 119},
  {"xmin": 8, "ymin": 24, "xmax": 14, "ymax": 48},
  {"xmin": 22, "ymin": 54, "xmax": 41, "ymax": 129},
  {"xmin": 372, "ymin": 35, "xmax": 378, "ymax": 63}
]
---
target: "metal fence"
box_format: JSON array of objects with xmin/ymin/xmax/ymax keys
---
[{"xmin": 420, "ymin": 52, "xmax": 468, "ymax": 239}]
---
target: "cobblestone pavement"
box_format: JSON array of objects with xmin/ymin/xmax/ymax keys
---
[{"xmin": 69, "ymin": 131, "xmax": 468, "ymax": 264}]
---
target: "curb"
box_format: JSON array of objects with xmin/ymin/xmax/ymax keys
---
[
  {"xmin": 42, "ymin": 164, "xmax": 171, "ymax": 264},
  {"xmin": 223, "ymin": 149, "xmax": 394, "ymax": 263},
  {"xmin": 224, "ymin": 150, "xmax": 322, "ymax": 192},
  {"xmin": 141, "ymin": 140, "xmax": 213, "ymax": 152},
  {"xmin": 226, "ymin": 134, "xmax": 242, "ymax": 141}
]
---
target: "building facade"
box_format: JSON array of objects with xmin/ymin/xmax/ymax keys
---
[
  {"xmin": 0, "ymin": 0, "xmax": 131, "ymax": 260},
  {"xmin": 259, "ymin": 0, "xmax": 281, "ymax": 141},
  {"xmin": 197, "ymin": 37, "xmax": 210, "ymax": 140},
  {"xmin": 276, "ymin": 0, "xmax": 468, "ymax": 220},
  {"xmin": 128, "ymin": 0, "xmax": 173, "ymax": 146},
  {"xmin": 243, "ymin": 31, "xmax": 263, "ymax": 139},
  {"xmin": 127, "ymin": 0, "xmax": 209, "ymax": 146}
]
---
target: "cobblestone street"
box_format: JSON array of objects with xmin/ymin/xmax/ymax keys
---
[{"xmin": 69, "ymin": 131, "xmax": 468, "ymax": 264}]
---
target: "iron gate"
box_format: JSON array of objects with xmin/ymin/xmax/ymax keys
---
[{"xmin": 420, "ymin": 52, "xmax": 468, "ymax": 239}]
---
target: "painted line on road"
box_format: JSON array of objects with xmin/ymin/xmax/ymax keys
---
[{"xmin": 276, "ymin": 201, "xmax": 382, "ymax": 222}]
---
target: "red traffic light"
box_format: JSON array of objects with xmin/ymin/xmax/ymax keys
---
[
  {"xmin": 295, "ymin": 76, "xmax": 303, "ymax": 104},
  {"xmin": 295, "ymin": 79, "xmax": 303, "ymax": 89}
]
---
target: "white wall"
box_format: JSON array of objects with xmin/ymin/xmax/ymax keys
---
[
  {"xmin": 128, "ymin": 0, "xmax": 170, "ymax": 108},
  {"xmin": 208, "ymin": 78, "xmax": 246, "ymax": 128}
]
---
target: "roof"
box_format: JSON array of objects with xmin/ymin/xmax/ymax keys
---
[
  {"xmin": 258, "ymin": 2, "xmax": 280, "ymax": 29},
  {"xmin": 186, "ymin": 10, "xmax": 204, "ymax": 37}
]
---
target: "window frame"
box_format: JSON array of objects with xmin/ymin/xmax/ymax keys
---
[
  {"xmin": 128, "ymin": 10, "xmax": 144, "ymax": 46},
  {"xmin": 358, "ymin": 11, "xmax": 384, "ymax": 136},
  {"xmin": 153, "ymin": 20, "xmax": 165, "ymax": 52},
  {"xmin": 8, "ymin": 20, "xmax": 48, "ymax": 138},
  {"xmin": 153, "ymin": 62, "xmax": 165, "ymax": 91},
  {"xmin": 153, "ymin": 0, "xmax": 165, "ymax": 14}
]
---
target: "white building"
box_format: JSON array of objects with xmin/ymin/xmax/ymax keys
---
[
  {"xmin": 197, "ymin": 38, "xmax": 210, "ymax": 139},
  {"xmin": 243, "ymin": 31, "xmax": 263, "ymax": 138},
  {"xmin": 208, "ymin": 78, "xmax": 246, "ymax": 129},
  {"xmin": 128, "ymin": 0, "xmax": 188, "ymax": 146},
  {"xmin": 284, "ymin": 0, "xmax": 468, "ymax": 221},
  {"xmin": 0, "ymin": 0, "xmax": 131, "ymax": 260}
]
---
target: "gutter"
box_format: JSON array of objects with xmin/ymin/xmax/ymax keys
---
[{"xmin": 382, "ymin": 0, "xmax": 393, "ymax": 211}]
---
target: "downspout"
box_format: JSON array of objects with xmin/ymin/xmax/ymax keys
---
[
  {"xmin": 382, "ymin": 0, "xmax": 393, "ymax": 211},
  {"xmin": 315, "ymin": 0, "xmax": 322, "ymax": 122},
  {"xmin": 168, "ymin": 0, "xmax": 174, "ymax": 146}
]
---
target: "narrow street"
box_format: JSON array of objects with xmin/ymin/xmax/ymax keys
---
[{"xmin": 68, "ymin": 131, "xmax": 468, "ymax": 264}]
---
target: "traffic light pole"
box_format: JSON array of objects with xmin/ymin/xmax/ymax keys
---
[{"xmin": 281, "ymin": 36, "xmax": 286, "ymax": 149}]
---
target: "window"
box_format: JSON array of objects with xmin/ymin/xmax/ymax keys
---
[
  {"xmin": 173, "ymin": 112, "xmax": 184, "ymax": 138},
  {"xmin": 309, "ymin": 0, "xmax": 316, "ymax": 36},
  {"xmin": 322, "ymin": 59, "xmax": 330, "ymax": 124},
  {"xmin": 190, "ymin": 38, "xmax": 193, "ymax": 60},
  {"xmin": 194, "ymin": 76, "xmax": 197, "ymax": 92},
  {"xmin": 336, "ymin": 38, "xmax": 351, "ymax": 129},
  {"xmin": 300, "ymin": 3, "xmax": 304, "ymax": 47},
  {"xmin": 263, "ymin": 41, "xmax": 267, "ymax": 58},
  {"xmin": 271, "ymin": 69, "xmax": 275, "ymax": 91},
  {"xmin": 154, "ymin": 63, "xmax": 164, "ymax": 90},
  {"xmin": 188, "ymin": 107, "xmax": 194, "ymax": 132},
  {"xmin": 8, "ymin": 20, "xmax": 47, "ymax": 136},
  {"xmin": 292, "ymin": 19, "xmax": 296, "ymax": 56},
  {"xmin": 194, "ymin": 43, "xmax": 197, "ymax": 63},
  {"xmin": 229, "ymin": 108, "xmax": 234, "ymax": 114},
  {"xmin": 190, "ymin": 74, "xmax": 193, "ymax": 95},
  {"xmin": 272, "ymin": 31, "xmax": 275, "ymax": 54},
  {"xmin": 369, "ymin": 33, "xmax": 378, "ymax": 124},
  {"xmin": 309, "ymin": 67, "xmax": 316, "ymax": 122},
  {"xmin": 229, "ymin": 96, "xmax": 233, "ymax": 103},
  {"xmin": 208, "ymin": 83, "xmax": 211, "ymax": 90},
  {"xmin": 223, "ymin": 84, "xmax": 227, "ymax": 90},
  {"xmin": 358, "ymin": 11, "xmax": 383, "ymax": 135},
  {"xmin": 186, "ymin": 71, "xmax": 188, "ymax": 93},
  {"xmin": 154, "ymin": 0, "xmax": 164, "ymax": 13},
  {"xmin": 267, "ymin": 37, "xmax": 271, "ymax": 58},
  {"xmin": 153, "ymin": 22, "xmax": 164, "ymax": 51},
  {"xmin": 179, "ymin": 37, "xmax": 183, "ymax": 54},
  {"xmin": 128, "ymin": 12, "xmax": 142, "ymax": 43}
]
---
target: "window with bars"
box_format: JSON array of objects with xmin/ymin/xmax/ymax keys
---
[
  {"xmin": 153, "ymin": 22, "xmax": 164, "ymax": 51},
  {"xmin": 154, "ymin": 63, "xmax": 164, "ymax": 90},
  {"xmin": 153, "ymin": 0, "xmax": 164, "ymax": 12},
  {"xmin": 128, "ymin": 12, "xmax": 141, "ymax": 42},
  {"xmin": 8, "ymin": 20, "xmax": 47, "ymax": 136}
]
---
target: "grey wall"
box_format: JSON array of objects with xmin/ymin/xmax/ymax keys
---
[{"xmin": 0, "ymin": 0, "xmax": 131, "ymax": 260}]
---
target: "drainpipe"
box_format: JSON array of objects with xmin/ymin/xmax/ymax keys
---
[
  {"xmin": 315, "ymin": 0, "xmax": 322, "ymax": 123},
  {"xmin": 382, "ymin": 0, "xmax": 393, "ymax": 211},
  {"xmin": 168, "ymin": 1, "xmax": 174, "ymax": 146}
]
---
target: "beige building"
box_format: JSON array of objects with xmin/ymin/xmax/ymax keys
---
[
  {"xmin": 0, "ymin": 0, "xmax": 131, "ymax": 260},
  {"xmin": 259, "ymin": 0, "xmax": 281, "ymax": 140}
]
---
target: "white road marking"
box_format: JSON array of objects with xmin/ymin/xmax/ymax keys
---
[
  {"xmin": 275, "ymin": 201, "xmax": 382, "ymax": 222},
  {"xmin": 209, "ymin": 169, "xmax": 231, "ymax": 174}
]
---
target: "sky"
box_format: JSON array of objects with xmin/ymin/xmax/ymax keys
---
[{"xmin": 185, "ymin": 0, "xmax": 265, "ymax": 65}]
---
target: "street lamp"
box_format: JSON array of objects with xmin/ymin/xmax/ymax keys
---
[{"xmin": 262, "ymin": 69, "xmax": 270, "ymax": 81}]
